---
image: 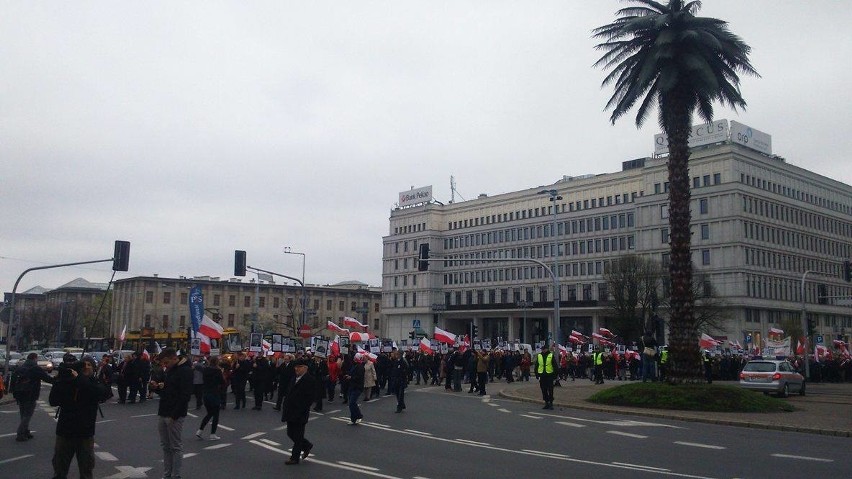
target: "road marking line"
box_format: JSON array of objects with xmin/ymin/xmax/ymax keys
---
[
  {"xmin": 0, "ymin": 431, "xmax": 35, "ymax": 438},
  {"xmin": 204, "ymin": 443, "xmax": 232, "ymax": 450},
  {"xmin": 338, "ymin": 461, "xmax": 380, "ymax": 471},
  {"xmin": 0, "ymin": 455, "xmax": 34, "ymax": 465},
  {"xmin": 365, "ymin": 422, "xmax": 390, "ymax": 428},
  {"xmin": 612, "ymin": 462, "xmax": 670, "ymax": 472},
  {"xmin": 273, "ymin": 425, "xmax": 287, "ymax": 430},
  {"xmin": 312, "ymin": 410, "xmax": 326, "ymax": 416},
  {"xmin": 96, "ymin": 419, "xmax": 116, "ymax": 424},
  {"xmin": 457, "ymin": 439, "xmax": 491, "ymax": 446},
  {"xmin": 102, "ymin": 465, "xmax": 152, "ymax": 478},
  {"xmin": 487, "ymin": 402, "xmax": 499, "ymax": 407},
  {"xmin": 328, "ymin": 416, "xmax": 717, "ymax": 479},
  {"xmin": 183, "ymin": 453, "xmax": 198, "ymax": 459},
  {"xmin": 216, "ymin": 424, "xmax": 234, "ymax": 431},
  {"xmin": 186, "ymin": 413, "xmax": 198, "ymax": 418},
  {"xmin": 522, "ymin": 449, "xmax": 569, "ymax": 459},
  {"xmin": 520, "ymin": 414, "xmax": 542, "ymax": 419},
  {"xmin": 531, "ymin": 412, "xmax": 683, "ymax": 428},
  {"xmin": 248, "ymin": 441, "xmax": 402, "ymax": 478},
  {"xmin": 497, "ymin": 408, "xmax": 511, "ymax": 413},
  {"xmin": 259, "ymin": 438, "xmax": 281, "ymax": 446},
  {"xmin": 96, "ymin": 451, "xmax": 119, "ymax": 461},
  {"xmin": 607, "ymin": 431, "xmax": 648, "ymax": 439},
  {"xmin": 674, "ymin": 441, "xmax": 725, "ymax": 450},
  {"xmin": 771, "ymin": 453, "xmax": 833, "ymax": 463},
  {"xmin": 555, "ymin": 421, "xmax": 586, "ymax": 428},
  {"xmin": 328, "ymin": 409, "xmax": 342, "ymax": 414},
  {"xmin": 242, "ymin": 432, "xmax": 266, "ymax": 440},
  {"xmin": 404, "ymin": 429, "xmax": 433, "ymax": 436},
  {"xmin": 130, "ymin": 413, "xmax": 158, "ymax": 418}
]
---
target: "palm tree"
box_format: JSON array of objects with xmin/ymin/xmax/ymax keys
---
[{"xmin": 593, "ymin": 0, "xmax": 758, "ymax": 383}]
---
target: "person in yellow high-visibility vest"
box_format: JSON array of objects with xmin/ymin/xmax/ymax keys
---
[
  {"xmin": 535, "ymin": 344, "xmax": 559, "ymax": 409},
  {"xmin": 593, "ymin": 348, "xmax": 605, "ymax": 384}
]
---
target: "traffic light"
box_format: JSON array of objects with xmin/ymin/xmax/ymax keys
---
[
  {"xmin": 418, "ymin": 243, "xmax": 430, "ymax": 271},
  {"xmin": 469, "ymin": 323, "xmax": 478, "ymax": 339},
  {"xmin": 234, "ymin": 250, "xmax": 247, "ymax": 277},
  {"xmin": 112, "ymin": 240, "xmax": 131, "ymax": 272},
  {"xmin": 409, "ymin": 331, "xmax": 415, "ymax": 340},
  {"xmin": 818, "ymin": 284, "xmax": 828, "ymax": 305},
  {"xmin": 807, "ymin": 318, "xmax": 816, "ymax": 336},
  {"xmin": 844, "ymin": 260, "xmax": 852, "ymax": 282}
]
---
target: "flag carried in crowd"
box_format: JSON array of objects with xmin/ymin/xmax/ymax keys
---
[
  {"xmin": 419, "ymin": 337, "xmax": 433, "ymax": 354},
  {"xmin": 118, "ymin": 324, "xmax": 127, "ymax": 342},
  {"xmin": 196, "ymin": 315, "xmax": 224, "ymax": 354},
  {"xmin": 598, "ymin": 327, "xmax": 614, "ymax": 338},
  {"xmin": 327, "ymin": 321, "xmax": 349, "ymax": 335},
  {"xmin": 343, "ymin": 316, "xmax": 368, "ymax": 329},
  {"xmin": 433, "ymin": 326, "xmax": 456, "ymax": 344},
  {"xmin": 699, "ymin": 333, "xmax": 722, "ymax": 350},
  {"xmin": 768, "ymin": 327, "xmax": 784, "ymax": 337}
]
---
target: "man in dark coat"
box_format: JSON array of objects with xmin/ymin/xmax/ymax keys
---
[
  {"xmin": 13, "ymin": 352, "xmax": 55, "ymax": 441},
  {"xmin": 281, "ymin": 359, "xmax": 316, "ymax": 465},
  {"xmin": 273, "ymin": 354, "xmax": 295, "ymax": 411},
  {"xmin": 150, "ymin": 348, "xmax": 193, "ymax": 479},
  {"xmin": 389, "ymin": 350, "xmax": 409, "ymax": 412},
  {"xmin": 49, "ymin": 358, "xmax": 111, "ymax": 479}
]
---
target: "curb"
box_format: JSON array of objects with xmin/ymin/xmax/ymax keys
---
[{"xmin": 497, "ymin": 390, "xmax": 852, "ymax": 438}]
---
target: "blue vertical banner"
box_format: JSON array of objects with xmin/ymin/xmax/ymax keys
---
[{"xmin": 189, "ymin": 285, "xmax": 204, "ymax": 333}]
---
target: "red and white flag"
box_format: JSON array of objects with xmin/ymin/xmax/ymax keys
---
[
  {"xmin": 570, "ymin": 330, "xmax": 588, "ymax": 340},
  {"xmin": 349, "ymin": 331, "xmax": 370, "ymax": 342},
  {"xmin": 343, "ymin": 316, "xmax": 368, "ymax": 329},
  {"xmin": 419, "ymin": 337, "xmax": 433, "ymax": 354},
  {"xmin": 568, "ymin": 335, "xmax": 584, "ymax": 344},
  {"xmin": 118, "ymin": 324, "xmax": 127, "ymax": 342},
  {"xmin": 699, "ymin": 333, "xmax": 721, "ymax": 350},
  {"xmin": 599, "ymin": 327, "xmax": 614, "ymax": 338},
  {"xmin": 199, "ymin": 316, "xmax": 224, "ymax": 339},
  {"xmin": 591, "ymin": 332, "xmax": 606, "ymax": 341},
  {"xmin": 327, "ymin": 321, "xmax": 349, "ymax": 334},
  {"xmin": 434, "ymin": 326, "xmax": 456, "ymax": 344},
  {"xmin": 197, "ymin": 315, "xmax": 224, "ymax": 355},
  {"xmin": 768, "ymin": 327, "xmax": 784, "ymax": 336},
  {"xmin": 796, "ymin": 337, "xmax": 807, "ymax": 355},
  {"xmin": 356, "ymin": 346, "xmax": 378, "ymax": 362}
]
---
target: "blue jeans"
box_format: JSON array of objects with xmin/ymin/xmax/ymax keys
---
[
  {"xmin": 348, "ymin": 389, "xmax": 363, "ymax": 423},
  {"xmin": 642, "ymin": 356, "xmax": 656, "ymax": 381}
]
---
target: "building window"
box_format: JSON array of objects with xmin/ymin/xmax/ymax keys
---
[
  {"xmin": 713, "ymin": 173, "xmax": 721, "ymax": 185},
  {"xmin": 699, "ymin": 198, "xmax": 708, "ymax": 214},
  {"xmin": 179, "ymin": 315, "xmax": 186, "ymax": 328},
  {"xmin": 702, "ymin": 249, "xmax": 711, "ymax": 265},
  {"xmin": 339, "ymin": 300, "xmax": 345, "ymax": 310},
  {"xmin": 213, "ymin": 294, "xmax": 220, "ymax": 306},
  {"xmin": 661, "ymin": 228, "xmax": 669, "ymax": 244},
  {"xmin": 701, "ymin": 224, "xmax": 710, "ymax": 240},
  {"xmin": 145, "ymin": 291, "xmax": 154, "ymax": 304},
  {"xmin": 163, "ymin": 292, "xmax": 171, "ymax": 304},
  {"xmin": 244, "ymin": 296, "xmax": 251, "ymax": 307},
  {"xmin": 661, "ymin": 205, "xmax": 669, "ymax": 219},
  {"xmin": 180, "ymin": 292, "xmax": 188, "ymax": 305},
  {"xmin": 144, "ymin": 315, "xmax": 151, "ymax": 328},
  {"xmin": 259, "ymin": 297, "xmax": 266, "ymax": 308},
  {"xmin": 227, "ymin": 314, "xmax": 235, "ymax": 327},
  {"xmin": 351, "ymin": 301, "xmax": 357, "ymax": 310},
  {"xmin": 703, "ymin": 175, "xmax": 710, "ymax": 186},
  {"xmin": 229, "ymin": 295, "xmax": 236, "ymax": 307},
  {"xmin": 327, "ymin": 300, "xmax": 332, "ymax": 310},
  {"xmin": 274, "ymin": 297, "xmax": 280, "ymax": 308},
  {"xmin": 693, "ymin": 177, "xmax": 700, "ymax": 188},
  {"xmin": 162, "ymin": 315, "xmax": 169, "ymax": 330}
]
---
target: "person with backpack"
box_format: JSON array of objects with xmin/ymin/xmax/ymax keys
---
[
  {"xmin": 49, "ymin": 358, "xmax": 111, "ymax": 479},
  {"xmin": 13, "ymin": 352, "xmax": 55, "ymax": 442}
]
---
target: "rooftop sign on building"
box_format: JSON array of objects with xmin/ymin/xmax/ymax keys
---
[
  {"xmin": 398, "ymin": 185, "xmax": 433, "ymax": 207},
  {"xmin": 654, "ymin": 119, "xmax": 729, "ymax": 155},
  {"xmin": 730, "ymin": 120, "xmax": 772, "ymax": 155}
]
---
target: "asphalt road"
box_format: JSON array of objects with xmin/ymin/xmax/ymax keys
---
[{"xmin": 2, "ymin": 382, "xmax": 849, "ymax": 478}]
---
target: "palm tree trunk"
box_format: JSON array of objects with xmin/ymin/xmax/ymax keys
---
[{"xmin": 662, "ymin": 94, "xmax": 702, "ymax": 384}]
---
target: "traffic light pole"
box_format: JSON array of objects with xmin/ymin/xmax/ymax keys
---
[{"xmin": 800, "ymin": 270, "xmax": 813, "ymax": 380}]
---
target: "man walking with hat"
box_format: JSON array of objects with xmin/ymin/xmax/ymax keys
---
[{"xmin": 281, "ymin": 358, "xmax": 316, "ymax": 465}]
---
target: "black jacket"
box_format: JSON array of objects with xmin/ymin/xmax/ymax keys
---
[
  {"xmin": 281, "ymin": 372, "xmax": 317, "ymax": 424},
  {"xmin": 49, "ymin": 371, "xmax": 110, "ymax": 438},
  {"xmin": 156, "ymin": 357, "xmax": 193, "ymax": 420},
  {"xmin": 13, "ymin": 360, "xmax": 54, "ymax": 402},
  {"xmin": 348, "ymin": 362, "xmax": 365, "ymax": 390}
]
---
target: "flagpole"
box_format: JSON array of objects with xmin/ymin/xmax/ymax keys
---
[{"xmin": 800, "ymin": 270, "xmax": 812, "ymax": 380}]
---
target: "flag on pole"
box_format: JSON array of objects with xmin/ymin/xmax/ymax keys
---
[
  {"xmin": 598, "ymin": 327, "xmax": 614, "ymax": 338},
  {"xmin": 189, "ymin": 285, "xmax": 204, "ymax": 333},
  {"xmin": 699, "ymin": 333, "xmax": 721, "ymax": 350},
  {"xmin": 343, "ymin": 317, "xmax": 368, "ymax": 329},
  {"xmin": 768, "ymin": 327, "xmax": 784, "ymax": 337},
  {"xmin": 327, "ymin": 321, "xmax": 349, "ymax": 334},
  {"xmin": 570, "ymin": 330, "xmax": 588, "ymax": 340},
  {"xmin": 434, "ymin": 326, "xmax": 456, "ymax": 344},
  {"xmin": 419, "ymin": 337, "xmax": 433, "ymax": 354},
  {"xmin": 197, "ymin": 315, "xmax": 224, "ymax": 355},
  {"xmin": 118, "ymin": 324, "xmax": 127, "ymax": 342}
]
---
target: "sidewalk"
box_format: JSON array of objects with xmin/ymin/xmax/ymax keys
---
[{"xmin": 497, "ymin": 378, "xmax": 852, "ymax": 437}]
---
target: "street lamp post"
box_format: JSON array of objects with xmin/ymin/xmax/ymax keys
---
[
  {"xmin": 57, "ymin": 300, "xmax": 74, "ymax": 346},
  {"xmin": 800, "ymin": 270, "xmax": 813, "ymax": 379},
  {"xmin": 284, "ymin": 247, "xmax": 307, "ymax": 330},
  {"xmin": 516, "ymin": 299, "xmax": 532, "ymax": 343},
  {"xmin": 538, "ymin": 189, "xmax": 563, "ymax": 348}
]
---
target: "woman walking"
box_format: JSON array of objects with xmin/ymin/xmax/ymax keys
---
[
  {"xmin": 196, "ymin": 357, "xmax": 225, "ymax": 440},
  {"xmin": 345, "ymin": 354, "xmax": 365, "ymax": 424}
]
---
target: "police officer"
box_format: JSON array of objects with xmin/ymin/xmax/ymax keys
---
[{"xmin": 535, "ymin": 344, "xmax": 558, "ymax": 410}]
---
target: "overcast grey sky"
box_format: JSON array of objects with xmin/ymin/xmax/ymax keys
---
[{"xmin": 2, "ymin": 1, "xmax": 850, "ymax": 295}]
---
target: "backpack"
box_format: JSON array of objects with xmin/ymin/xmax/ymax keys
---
[{"xmin": 12, "ymin": 368, "xmax": 32, "ymax": 400}]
